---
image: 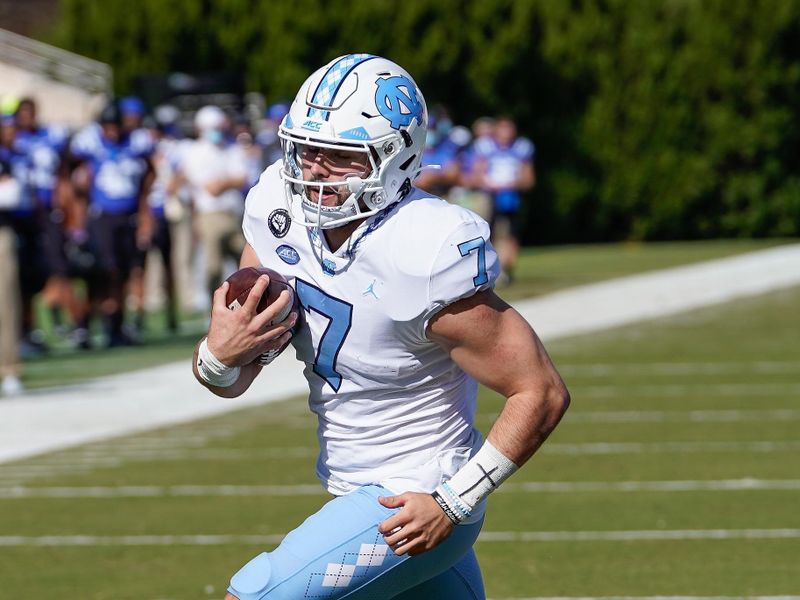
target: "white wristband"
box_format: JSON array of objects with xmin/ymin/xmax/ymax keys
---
[
  {"xmin": 196, "ymin": 338, "xmax": 240, "ymax": 388},
  {"xmin": 434, "ymin": 440, "xmax": 518, "ymax": 523}
]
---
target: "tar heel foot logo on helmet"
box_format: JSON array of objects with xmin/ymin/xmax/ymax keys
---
[
  {"xmin": 374, "ymin": 76, "xmax": 424, "ymax": 130},
  {"xmin": 278, "ymin": 55, "xmax": 428, "ymax": 230}
]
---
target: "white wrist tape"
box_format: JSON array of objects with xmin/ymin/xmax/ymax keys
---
[
  {"xmin": 433, "ymin": 440, "xmax": 518, "ymax": 524},
  {"xmin": 196, "ymin": 338, "xmax": 240, "ymax": 388}
]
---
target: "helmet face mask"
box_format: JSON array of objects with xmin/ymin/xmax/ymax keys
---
[{"xmin": 279, "ymin": 54, "xmax": 427, "ymax": 229}]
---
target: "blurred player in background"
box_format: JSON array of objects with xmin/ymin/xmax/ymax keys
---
[
  {"xmin": 0, "ymin": 154, "xmax": 23, "ymax": 395},
  {"xmin": 13, "ymin": 98, "xmax": 85, "ymax": 345},
  {"xmin": 255, "ymin": 102, "xmax": 290, "ymax": 170},
  {"xmin": 119, "ymin": 95, "xmax": 150, "ymax": 339},
  {"xmin": 472, "ymin": 116, "xmax": 535, "ymax": 286},
  {"xmin": 143, "ymin": 106, "xmax": 182, "ymax": 333},
  {"xmin": 193, "ymin": 55, "xmax": 569, "ymax": 600},
  {"xmin": 119, "ymin": 96, "xmax": 146, "ymax": 135},
  {"xmin": 66, "ymin": 102, "xmax": 155, "ymax": 347},
  {"xmin": 233, "ymin": 113, "xmax": 265, "ymax": 191},
  {"xmin": 0, "ymin": 115, "xmax": 49, "ymax": 357},
  {"xmin": 173, "ymin": 106, "xmax": 247, "ymax": 294},
  {"xmin": 450, "ymin": 116, "xmax": 496, "ymax": 222},
  {"xmin": 416, "ymin": 106, "xmax": 461, "ymax": 199}
]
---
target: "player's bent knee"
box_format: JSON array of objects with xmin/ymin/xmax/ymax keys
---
[{"xmin": 228, "ymin": 552, "xmax": 272, "ymax": 600}]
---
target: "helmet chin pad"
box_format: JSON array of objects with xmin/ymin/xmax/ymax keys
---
[{"xmin": 299, "ymin": 190, "xmax": 360, "ymax": 229}]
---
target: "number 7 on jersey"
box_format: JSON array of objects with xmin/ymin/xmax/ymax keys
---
[
  {"xmin": 295, "ymin": 278, "xmax": 353, "ymax": 392},
  {"xmin": 457, "ymin": 237, "xmax": 488, "ymax": 287}
]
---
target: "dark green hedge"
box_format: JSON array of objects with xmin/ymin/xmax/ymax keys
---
[{"xmin": 50, "ymin": 0, "xmax": 800, "ymax": 242}]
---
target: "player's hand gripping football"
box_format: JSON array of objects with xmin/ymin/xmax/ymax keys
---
[
  {"xmin": 206, "ymin": 275, "xmax": 297, "ymax": 367},
  {"xmin": 377, "ymin": 492, "xmax": 455, "ymax": 556}
]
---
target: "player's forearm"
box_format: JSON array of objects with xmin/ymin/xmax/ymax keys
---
[
  {"xmin": 486, "ymin": 380, "xmax": 570, "ymax": 467},
  {"xmin": 432, "ymin": 380, "xmax": 568, "ymax": 526}
]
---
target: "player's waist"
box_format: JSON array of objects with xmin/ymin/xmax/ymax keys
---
[
  {"xmin": 314, "ymin": 399, "xmax": 474, "ymax": 440},
  {"xmin": 316, "ymin": 419, "xmax": 477, "ymax": 475},
  {"xmin": 319, "ymin": 428, "xmax": 483, "ymax": 495}
]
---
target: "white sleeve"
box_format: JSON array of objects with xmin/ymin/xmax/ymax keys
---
[
  {"xmin": 419, "ymin": 217, "xmax": 499, "ymax": 338},
  {"xmin": 69, "ymin": 126, "xmax": 99, "ymax": 160},
  {"xmin": 242, "ymin": 175, "xmax": 261, "ymax": 249}
]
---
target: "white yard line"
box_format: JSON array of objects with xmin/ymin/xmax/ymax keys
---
[
  {"xmin": 0, "ymin": 439, "xmax": 793, "ymax": 483},
  {"xmin": 1, "ymin": 478, "xmax": 797, "ymax": 498},
  {"xmin": 500, "ymin": 479, "xmax": 800, "ymax": 493},
  {"xmin": 542, "ymin": 441, "xmax": 800, "ymax": 455},
  {"xmin": 477, "ymin": 529, "xmax": 800, "ymax": 542},
  {"xmin": 489, "ymin": 597, "xmax": 800, "ymax": 600},
  {"xmin": 559, "ymin": 360, "xmax": 799, "ymax": 376},
  {"xmin": 1, "ymin": 244, "xmax": 798, "ymax": 464},
  {"xmin": 499, "ymin": 409, "xmax": 800, "ymax": 424},
  {"xmin": 0, "ymin": 529, "xmax": 798, "ymax": 546},
  {"xmin": 556, "ymin": 383, "xmax": 800, "ymax": 398},
  {"xmin": 0, "ymin": 439, "xmax": 792, "ymax": 475}
]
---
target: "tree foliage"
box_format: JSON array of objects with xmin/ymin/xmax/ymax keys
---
[{"xmin": 49, "ymin": 0, "xmax": 800, "ymax": 241}]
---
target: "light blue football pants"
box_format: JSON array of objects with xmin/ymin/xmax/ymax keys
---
[{"xmin": 228, "ymin": 484, "xmax": 485, "ymax": 599}]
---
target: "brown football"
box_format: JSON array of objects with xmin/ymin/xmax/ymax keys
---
[
  {"xmin": 224, "ymin": 267, "xmax": 297, "ymax": 365},
  {"xmin": 225, "ymin": 266, "xmax": 293, "ymax": 322}
]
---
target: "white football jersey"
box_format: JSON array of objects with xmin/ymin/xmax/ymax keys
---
[{"xmin": 243, "ymin": 162, "xmax": 500, "ymax": 496}]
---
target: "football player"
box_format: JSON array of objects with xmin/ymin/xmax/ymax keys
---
[
  {"xmin": 66, "ymin": 102, "xmax": 155, "ymax": 347},
  {"xmin": 472, "ymin": 116, "xmax": 536, "ymax": 285},
  {"xmin": 193, "ymin": 55, "xmax": 569, "ymax": 599},
  {"xmin": 15, "ymin": 98, "xmax": 89, "ymax": 347}
]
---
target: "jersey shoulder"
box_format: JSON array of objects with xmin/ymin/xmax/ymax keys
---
[
  {"xmin": 385, "ymin": 188, "xmax": 499, "ymax": 333},
  {"xmin": 242, "ymin": 160, "xmax": 284, "ymax": 248},
  {"xmin": 128, "ymin": 128, "xmax": 155, "ymax": 157},
  {"xmin": 395, "ymin": 188, "xmax": 490, "ymax": 248},
  {"xmin": 473, "ymin": 136, "xmax": 497, "ymax": 157},
  {"xmin": 70, "ymin": 124, "xmax": 102, "ymax": 159},
  {"xmin": 44, "ymin": 125, "xmax": 70, "ymax": 148}
]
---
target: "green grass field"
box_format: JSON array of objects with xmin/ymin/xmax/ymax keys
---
[
  {"xmin": 21, "ymin": 238, "xmax": 791, "ymax": 389},
  {"xmin": 1, "ymin": 279, "xmax": 797, "ymax": 598}
]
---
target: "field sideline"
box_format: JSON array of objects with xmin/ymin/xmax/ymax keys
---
[{"xmin": 2, "ymin": 243, "xmax": 798, "ymax": 465}]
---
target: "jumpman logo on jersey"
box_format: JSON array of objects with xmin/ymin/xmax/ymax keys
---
[{"xmin": 362, "ymin": 279, "xmax": 379, "ymax": 300}]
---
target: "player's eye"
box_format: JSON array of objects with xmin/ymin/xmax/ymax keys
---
[{"xmin": 297, "ymin": 144, "xmax": 319, "ymax": 160}]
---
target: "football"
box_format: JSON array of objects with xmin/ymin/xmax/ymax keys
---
[{"xmin": 224, "ymin": 266, "xmax": 297, "ymax": 365}]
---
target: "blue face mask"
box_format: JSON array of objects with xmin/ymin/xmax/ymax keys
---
[{"xmin": 203, "ymin": 129, "xmax": 224, "ymax": 144}]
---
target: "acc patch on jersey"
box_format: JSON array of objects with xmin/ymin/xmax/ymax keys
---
[
  {"xmin": 268, "ymin": 208, "xmax": 291, "ymax": 238},
  {"xmin": 276, "ymin": 244, "xmax": 300, "ymax": 265}
]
